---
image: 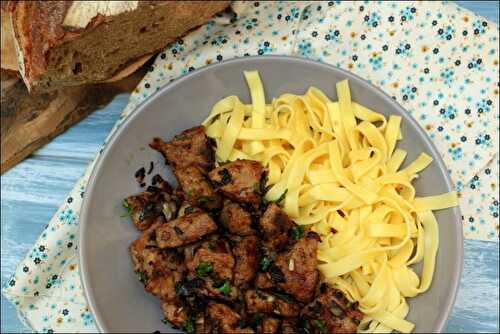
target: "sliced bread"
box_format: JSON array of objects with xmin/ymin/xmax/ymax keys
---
[{"xmin": 9, "ymin": 1, "xmax": 229, "ymax": 92}]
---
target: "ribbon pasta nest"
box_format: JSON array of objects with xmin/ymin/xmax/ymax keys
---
[{"xmin": 203, "ymin": 71, "xmax": 458, "ymax": 333}]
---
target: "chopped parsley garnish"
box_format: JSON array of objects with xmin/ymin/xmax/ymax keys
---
[
  {"xmin": 182, "ymin": 319, "xmax": 195, "ymax": 334},
  {"xmin": 138, "ymin": 202, "xmax": 157, "ymax": 221},
  {"xmin": 121, "ymin": 199, "xmax": 134, "ymax": 217},
  {"xmin": 175, "ymin": 281, "xmax": 189, "ymax": 297},
  {"xmin": 276, "ymin": 189, "xmax": 288, "ymax": 204},
  {"xmin": 198, "ymin": 195, "xmax": 213, "ymax": 206},
  {"xmin": 290, "ymin": 225, "xmax": 305, "ymax": 240},
  {"xmin": 312, "ymin": 319, "xmax": 327, "ymax": 333},
  {"xmin": 184, "ymin": 206, "xmax": 195, "ymax": 214},
  {"xmin": 260, "ymin": 256, "xmax": 272, "ymax": 271},
  {"xmin": 269, "ymin": 265, "xmax": 285, "ymax": 283},
  {"xmin": 218, "ymin": 168, "xmax": 232, "ymax": 185},
  {"xmin": 217, "ymin": 280, "xmax": 232, "ymax": 296},
  {"xmin": 196, "ymin": 262, "xmax": 213, "ymax": 277},
  {"xmin": 263, "ymin": 189, "xmax": 288, "ymax": 206},
  {"xmin": 297, "ymin": 317, "xmax": 312, "ymax": 334},
  {"xmin": 137, "ymin": 271, "xmax": 147, "ymax": 283},
  {"xmin": 173, "ymin": 226, "xmax": 184, "ymax": 235},
  {"xmin": 272, "ymin": 291, "xmax": 295, "ymax": 303},
  {"xmin": 330, "ymin": 305, "xmax": 344, "ymax": 317},
  {"xmin": 161, "ymin": 317, "xmax": 169, "ymax": 325}
]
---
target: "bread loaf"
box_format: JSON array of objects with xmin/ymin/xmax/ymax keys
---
[
  {"xmin": 8, "ymin": 1, "xmax": 229, "ymax": 92},
  {"xmin": 1, "ymin": 7, "xmax": 18, "ymax": 73}
]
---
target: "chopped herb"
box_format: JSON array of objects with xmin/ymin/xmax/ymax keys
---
[
  {"xmin": 161, "ymin": 317, "xmax": 169, "ymax": 325},
  {"xmin": 174, "ymin": 226, "xmax": 184, "ymax": 235},
  {"xmin": 260, "ymin": 256, "xmax": 272, "ymax": 271},
  {"xmin": 269, "ymin": 265, "xmax": 285, "ymax": 283},
  {"xmin": 139, "ymin": 202, "xmax": 157, "ymax": 221},
  {"xmin": 290, "ymin": 225, "xmax": 305, "ymax": 240},
  {"xmin": 175, "ymin": 282, "xmax": 189, "ymax": 297},
  {"xmin": 121, "ymin": 199, "xmax": 134, "ymax": 217},
  {"xmin": 263, "ymin": 189, "xmax": 288, "ymax": 206},
  {"xmin": 147, "ymin": 161, "xmax": 154, "ymax": 175},
  {"xmin": 276, "ymin": 189, "xmax": 288, "ymax": 204},
  {"xmin": 216, "ymin": 280, "xmax": 232, "ymax": 296},
  {"xmin": 137, "ymin": 271, "xmax": 147, "ymax": 283},
  {"xmin": 248, "ymin": 312, "xmax": 265, "ymax": 328},
  {"xmin": 135, "ymin": 167, "xmax": 146, "ymax": 179},
  {"xmin": 198, "ymin": 195, "xmax": 213, "ymax": 206},
  {"xmin": 330, "ymin": 305, "xmax": 344, "ymax": 317},
  {"xmin": 312, "ymin": 319, "xmax": 327, "ymax": 333},
  {"xmin": 218, "ymin": 168, "xmax": 232, "ymax": 185},
  {"xmin": 184, "ymin": 206, "xmax": 195, "ymax": 214},
  {"xmin": 196, "ymin": 262, "xmax": 213, "ymax": 277},
  {"xmin": 252, "ymin": 182, "xmax": 261, "ymax": 194},
  {"xmin": 260, "ymin": 172, "xmax": 269, "ymax": 194},
  {"xmin": 272, "ymin": 291, "xmax": 295, "ymax": 303},
  {"xmin": 208, "ymin": 241, "xmax": 216, "ymax": 251},
  {"xmin": 174, "ymin": 134, "xmax": 188, "ymax": 140},
  {"xmin": 353, "ymin": 318, "xmax": 361, "ymax": 325},
  {"xmin": 297, "ymin": 317, "xmax": 312, "ymax": 334},
  {"xmin": 182, "ymin": 319, "xmax": 195, "ymax": 334}
]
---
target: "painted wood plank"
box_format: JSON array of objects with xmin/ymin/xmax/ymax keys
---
[
  {"xmin": 1, "ymin": 158, "xmax": 89, "ymax": 334},
  {"xmin": 445, "ymin": 240, "xmax": 500, "ymax": 333},
  {"xmin": 456, "ymin": 1, "xmax": 500, "ymax": 23},
  {"xmin": 33, "ymin": 94, "xmax": 129, "ymax": 161}
]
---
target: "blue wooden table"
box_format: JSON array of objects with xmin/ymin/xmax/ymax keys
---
[{"xmin": 1, "ymin": 2, "xmax": 499, "ymax": 333}]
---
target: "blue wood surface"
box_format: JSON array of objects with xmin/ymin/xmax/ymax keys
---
[{"xmin": 1, "ymin": 2, "xmax": 499, "ymax": 333}]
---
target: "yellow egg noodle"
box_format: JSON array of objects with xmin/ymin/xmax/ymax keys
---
[{"xmin": 202, "ymin": 71, "xmax": 458, "ymax": 333}]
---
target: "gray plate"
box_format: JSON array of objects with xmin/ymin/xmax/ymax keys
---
[{"xmin": 79, "ymin": 56, "xmax": 463, "ymax": 333}]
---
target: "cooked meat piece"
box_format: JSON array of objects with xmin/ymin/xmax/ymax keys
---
[
  {"xmin": 195, "ymin": 313, "xmax": 212, "ymax": 333},
  {"xmin": 258, "ymin": 317, "xmax": 281, "ymax": 334},
  {"xmin": 178, "ymin": 201, "xmax": 202, "ymax": 217},
  {"xmin": 207, "ymin": 302, "xmax": 254, "ymax": 333},
  {"xmin": 124, "ymin": 175, "xmax": 177, "ymax": 230},
  {"xmin": 156, "ymin": 211, "xmax": 217, "ymax": 248},
  {"xmin": 273, "ymin": 232, "xmax": 320, "ymax": 303},
  {"xmin": 245, "ymin": 290, "xmax": 300, "ymax": 317},
  {"xmin": 150, "ymin": 126, "xmax": 215, "ymax": 172},
  {"xmin": 124, "ymin": 191, "xmax": 167, "ymax": 231},
  {"xmin": 254, "ymin": 273, "xmax": 274, "ymax": 289},
  {"xmin": 145, "ymin": 270, "xmax": 183, "ymax": 302},
  {"xmin": 195, "ymin": 276, "xmax": 239, "ymax": 302},
  {"xmin": 174, "ymin": 165, "xmax": 222, "ymax": 209},
  {"xmin": 259, "ymin": 203, "xmax": 295, "ymax": 252},
  {"xmin": 220, "ymin": 199, "xmax": 255, "ymax": 236},
  {"xmin": 209, "ymin": 159, "xmax": 265, "ymax": 204},
  {"xmin": 233, "ymin": 235, "xmax": 258, "ymax": 287},
  {"xmin": 186, "ymin": 242, "xmax": 235, "ymax": 281},
  {"xmin": 129, "ymin": 218, "xmax": 164, "ymax": 274},
  {"xmin": 280, "ymin": 319, "xmax": 297, "ymax": 334},
  {"xmin": 302, "ymin": 285, "xmax": 363, "ymax": 334},
  {"xmin": 129, "ymin": 219, "xmax": 186, "ymax": 301},
  {"xmin": 162, "ymin": 302, "xmax": 189, "ymax": 329}
]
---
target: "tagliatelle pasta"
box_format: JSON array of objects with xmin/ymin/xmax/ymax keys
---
[{"xmin": 202, "ymin": 71, "xmax": 458, "ymax": 333}]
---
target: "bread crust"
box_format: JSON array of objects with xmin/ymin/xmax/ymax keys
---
[{"xmin": 9, "ymin": 1, "xmax": 230, "ymax": 92}]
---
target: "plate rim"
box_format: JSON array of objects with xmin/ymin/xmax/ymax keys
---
[{"xmin": 79, "ymin": 55, "xmax": 463, "ymax": 333}]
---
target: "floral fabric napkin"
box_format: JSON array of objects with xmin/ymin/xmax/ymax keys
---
[{"xmin": 3, "ymin": 1, "xmax": 498, "ymax": 332}]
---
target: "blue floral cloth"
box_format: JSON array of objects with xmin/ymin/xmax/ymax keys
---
[{"xmin": 3, "ymin": 1, "xmax": 499, "ymax": 332}]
